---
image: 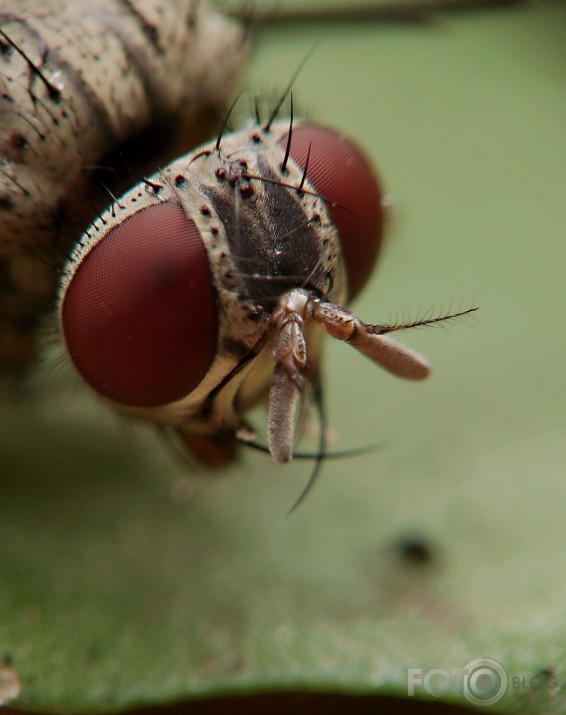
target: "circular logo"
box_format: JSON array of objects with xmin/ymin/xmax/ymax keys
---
[{"xmin": 463, "ymin": 658, "xmax": 508, "ymax": 706}]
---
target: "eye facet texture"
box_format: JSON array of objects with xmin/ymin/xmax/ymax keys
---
[
  {"xmin": 62, "ymin": 202, "xmax": 217, "ymax": 407},
  {"xmin": 281, "ymin": 123, "xmax": 384, "ymax": 300}
]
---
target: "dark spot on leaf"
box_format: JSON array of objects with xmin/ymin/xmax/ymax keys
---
[{"xmin": 394, "ymin": 535, "xmax": 435, "ymax": 566}]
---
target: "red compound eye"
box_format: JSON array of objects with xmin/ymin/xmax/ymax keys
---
[
  {"xmin": 280, "ymin": 123, "xmax": 384, "ymax": 301},
  {"xmin": 61, "ymin": 201, "xmax": 217, "ymax": 408}
]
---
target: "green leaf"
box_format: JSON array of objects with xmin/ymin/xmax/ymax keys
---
[{"xmin": 2, "ymin": 1, "xmax": 566, "ymax": 712}]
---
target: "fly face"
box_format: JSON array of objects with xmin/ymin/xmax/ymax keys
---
[
  {"xmin": 57, "ymin": 116, "xmax": 400, "ymax": 470},
  {"xmin": 58, "ymin": 111, "xmax": 477, "ymax": 495}
]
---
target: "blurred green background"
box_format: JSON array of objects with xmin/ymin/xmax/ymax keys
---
[{"xmin": 1, "ymin": 1, "xmax": 566, "ymax": 712}]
